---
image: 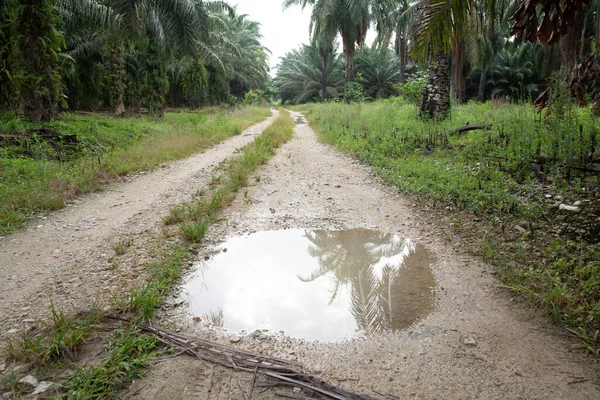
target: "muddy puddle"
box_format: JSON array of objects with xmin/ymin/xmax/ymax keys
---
[{"xmin": 181, "ymin": 229, "xmax": 436, "ymax": 341}]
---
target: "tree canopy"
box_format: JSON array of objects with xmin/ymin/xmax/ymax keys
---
[{"xmin": 0, "ymin": 0, "xmax": 272, "ymax": 121}]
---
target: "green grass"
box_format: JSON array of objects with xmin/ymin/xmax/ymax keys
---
[
  {"xmin": 2, "ymin": 110, "xmax": 296, "ymax": 398},
  {"xmin": 302, "ymin": 99, "xmax": 598, "ymax": 219},
  {"xmin": 7, "ymin": 302, "xmax": 101, "ymax": 365},
  {"xmin": 301, "ymin": 99, "xmax": 600, "ymax": 353},
  {"xmin": 62, "ymin": 327, "xmax": 160, "ymax": 399},
  {"xmin": 0, "ymin": 106, "xmax": 271, "ymax": 233}
]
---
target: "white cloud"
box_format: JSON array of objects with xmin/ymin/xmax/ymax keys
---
[{"xmin": 231, "ymin": 0, "xmax": 313, "ymax": 72}]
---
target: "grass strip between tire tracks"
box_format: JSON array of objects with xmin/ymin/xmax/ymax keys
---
[{"xmin": 2, "ymin": 110, "xmax": 295, "ymax": 398}]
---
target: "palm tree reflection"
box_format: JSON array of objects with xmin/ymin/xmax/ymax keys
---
[{"xmin": 301, "ymin": 229, "xmax": 435, "ymax": 334}]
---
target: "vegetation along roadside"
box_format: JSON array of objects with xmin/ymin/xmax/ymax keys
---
[
  {"xmin": 1, "ymin": 110, "xmax": 295, "ymax": 398},
  {"xmin": 299, "ymin": 99, "xmax": 600, "ymax": 354},
  {"xmin": 0, "ymin": 107, "xmax": 271, "ymax": 233}
]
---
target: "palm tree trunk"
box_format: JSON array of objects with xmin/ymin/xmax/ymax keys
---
[
  {"xmin": 559, "ymin": 11, "xmax": 584, "ymax": 78},
  {"xmin": 107, "ymin": 41, "xmax": 126, "ymax": 116},
  {"xmin": 320, "ymin": 51, "xmax": 328, "ymax": 101},
  {"xmin": 344, "ymin": 43, "xmax": 355, "ymax": 83},
  {"xmin": 478, "ymin": 68, "xmax": 487, "ymax": 101},
  {"xmin": 420, "ymin": 50, "xmax": 450, "ymax": 120},
  {"xmin": 395, "ymin": 9, "xmax": 407, "ymax": 84},
  {"xmin": 18, "ymin": 0, "xmax": 63, "ymax": 124},
  {"xmin": 451, "ymin": 36, "xmax": 466, "ymax": 103}
]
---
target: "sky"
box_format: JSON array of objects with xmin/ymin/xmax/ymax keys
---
[{"xmin": 230, "ymin": 0, "xmax": 313, "ymax": 73}]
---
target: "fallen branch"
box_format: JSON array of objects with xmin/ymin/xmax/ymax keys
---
[
  {"xmin": 101, "ymin": 314, "xmax": 376, "ymax": 400},
  {"xmin": 447, "ymin": 124, "xmax": 492, "ymax": 135}
]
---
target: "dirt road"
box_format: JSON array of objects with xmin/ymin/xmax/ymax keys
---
[
  {"xmin": 1, "ymin": 109, "xmax": 598, "ymax": 399},
  {"xmin": 0, "ymin": 110, "xmax": 279, "ymax": 339},
  {"xmin": 131, "ymin": 111, "xmax": 599, "ymax": 399}
]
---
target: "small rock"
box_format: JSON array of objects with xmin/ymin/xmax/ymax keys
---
[
  {"xmin": 32, "ymin": 382, "xmax": 52, "ymax": 395},
  {"xmin": 192, "ymin": 316, "xmax": 201, "ymax": 322},
  {"xmin": 514, "ymin": 225, "xmax": 527, "ymax": 234},
  {"xmin": 559, "ymin": 204, "xmax": 579, "ymax": 212},
  {"xmin": 0, "ymin": 363, "xmax": 5, "ymax": 372},
  {"xmin": 462, "ymin": 337, "xmax": 477, "ymax": 347},
  {"xmin": 22, "ymin": 319, "xmax": 36, "ymax": 324},
  {"xmin": 2, "ymin": 392, "xmax": 12, "ymax": 399},
  {"xmin": 228, "ymin": 335, "xmax": 241, "ymax": 343},
  {"xmin": 6, "ymin": 329, "xmax": 18, "ymax": 336},
  {"xmin": 293, "ymin": 387, "xmax": 302, "ymax": 393},
  {"xmin": 18, "ymin": 375, "xmax": 38, "ymax": 387},
  {"xmin": 573, "ymin": 200, "xmax": 582, "ymax": 206}
]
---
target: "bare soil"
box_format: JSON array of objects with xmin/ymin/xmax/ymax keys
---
[{"xmin": 2, "ymin": 110, "xmax": 599, "ymax": 399}]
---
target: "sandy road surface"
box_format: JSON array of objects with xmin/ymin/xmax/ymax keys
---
[
  {"xmin": 0, "ymin": 110, "xmax": 279, "ymax": 340},
  {"xmin": 130, "ymin": 111, "xmax": 599, "ymax": 399}
]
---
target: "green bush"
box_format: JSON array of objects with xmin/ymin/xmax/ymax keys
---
[{"xmin": 394, "ymin": 71, "xmax": 428, "ymax": 106}]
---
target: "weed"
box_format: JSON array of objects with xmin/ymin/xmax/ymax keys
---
[
  {"xmin": 0, "ymin": 370, "xmax": 20, "ymax": 397},
  {"xmin": 179, "ymin": 218, "xmax": 210, "ymax": 243},
  {"xmin": 162, "ymin": 204, "xmax": 188, "ymax": 225},
  {"xmin": 203, "ymin": 308, "xmax": 224, "ymax": 327},
  {"xmin": 209, "ymin": 174, "xmax": 222, "ymax": 189},
  {"xmin": 112, "ymin": 235, "xmax": 134, "ymax": 255},
  {"xmin": 62, "ymin": 327, "xmax": 160, "ymax": 398},
  {"xmin": 7, "ymin": 302, "xmax": 101, "ymax": 365}
]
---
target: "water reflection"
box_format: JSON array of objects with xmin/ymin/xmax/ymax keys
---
[
  {"xmin": 183, "ymin": 229, "xmax": 436, "ymax": 341},
  {"xmin": 303, "ymin": 229, "xmax": 436, "ymax": 334}
]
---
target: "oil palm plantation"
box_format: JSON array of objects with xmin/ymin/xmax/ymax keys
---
[
  {"xmin": 371, "ymin": 0, "xmax": 418, "ymax": 84},
  {"xmin": 284, "ymin": 0, "xmax": 371, "ymax": 84}
]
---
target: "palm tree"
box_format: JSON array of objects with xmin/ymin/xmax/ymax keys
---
[
  {"xmin": 284, "ymin": 0, "xmax": 371, "ymax": 84},
  {"xmin": 487, "ymin": 43, "xmax": 546, "ymax": 101},
  {"xmin": 412, "ymin": 0, "xmax": 474, "ymax": 119},
  {"xmin": 220, "ymin": 10, "xmax": 270, "ymax": 98},
  {"xmin": 4, "ymin": 0, "xmax": 65, "ymax": 123},
  {"xmin": 371, "ymin": 0, "xmax": 418, "ymax": 84},
  {"xmin": 274, "ymin": 43, "xmax": 344, "ymax": 103},
  {"xmin": 314, "ymin": 33, "xmax": 334, "ymax": 101},
  {"xmin": 355, "ymin": 46, "xmax": 399, "ymax": 99},
  {"xmin": 64, "ymin": 0, "xmax": 229, "ymax": 115}
]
